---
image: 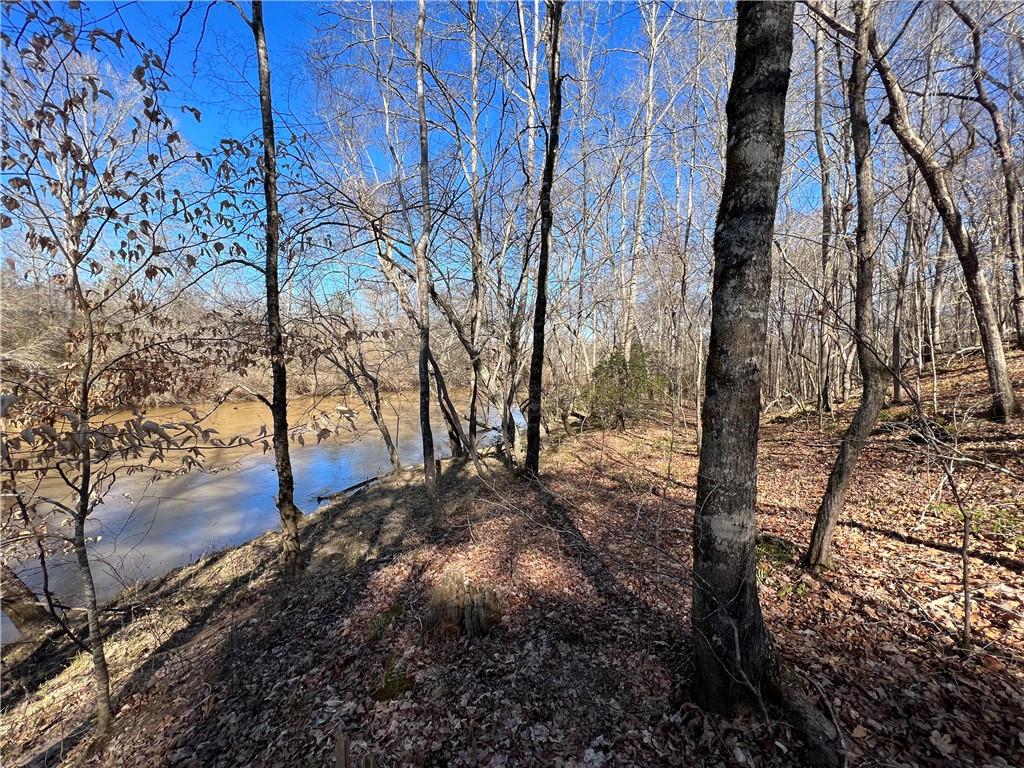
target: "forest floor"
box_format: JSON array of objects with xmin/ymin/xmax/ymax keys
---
[{"xmin": 2, "ymin": 351, "xmax": 1023, "ymax": 768}]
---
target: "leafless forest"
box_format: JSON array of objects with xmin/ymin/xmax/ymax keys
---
[{"xmin": 2, "ymin": 1, "xmax": 1023, "ymax": 766}]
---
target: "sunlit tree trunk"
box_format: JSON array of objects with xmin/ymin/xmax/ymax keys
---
[
  {"xmin": 467, "ymin": 0, "xmax": 484, "ymax": 447},
  {"xmin": 928, "ymin": 231, "xmax": 951, "ymax": 361},
  {"xmin": 74, "ymin": 509, "xmax": 113, "ymax": 737},
  {"xmin": 948, "ymin": 1, "xmax": 1024, "ymax": 350},
  {"xmin": 869, "ymin": 11, "xmax": 1020, "ymax": 422},
  {"xmin": 892, "ymin": 183, "xmax": 917, "ymax": 404},
  {"xmin": 621, "ymin": 1, "xmax": 668, "ymax": 363},
  {"xmin": 813, "ymin": 24, "xmax": 834, "ymax": 421},
  {"xmin": 525, "ymin": 0, "xmax": 564, "ymax": 477},
  {"xmin": 414, "ymin": 0, "xmax": 438, "ymax": 497},
  {"xmin": 805, "ymin": 0, "xmax": 888, "ymax": 571},
  {"xmin": 252, "ymin": 0, "xmax": 303, "ymax": 574},
  {"xmin": 692, "ymin": 0, "xmax": 792, "ymax": 713}
]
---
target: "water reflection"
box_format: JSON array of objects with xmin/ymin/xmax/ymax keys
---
[{"xmin": 3, "ymin": 392, "xmax": 500, "ymax": 642}]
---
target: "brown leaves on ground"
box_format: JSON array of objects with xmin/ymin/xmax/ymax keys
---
[{"xmin": 2, "ymin": 351, "xmax": 1023, "ymax": 767}]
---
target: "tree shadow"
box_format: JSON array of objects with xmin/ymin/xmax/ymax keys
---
[
  {"xmin": 45, "ymin": 460, "xmax": 489, "ymax": 767},
  {"xmin": 13, "ymin": 448, "xmax": 1021, "ymax": 767},
  {"xmin": 168, "ymin": 472, "xmax": 696, "ymax": 766},
  {"xmin": 538, "ymin": 486, "xmax": 693, "ymax": 683},
  {"xmin": 2, "ymin": 547, "xmax": 233, "ymax": 712},
  {"xmin": 840, "ymin": 519, "xmax": 1024, "ymax": 574},
  {"xmin": 17, "ymin": 541, "xmax": 280, "ymax": 768},
  {"xmin": 13, "ymin": 461, "xmax": 472, "ymax": 767}
]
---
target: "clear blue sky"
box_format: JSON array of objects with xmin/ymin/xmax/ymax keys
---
[
  {"xmin": 112, "ymin": 1, "xmax": 324, "ymax": 151},
  {"xmin": 94, "ymin": 1, "xmax": 651, "ymax": 154}
]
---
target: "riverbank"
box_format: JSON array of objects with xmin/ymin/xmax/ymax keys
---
[
  {"xmin": 1, "ymin": 391, "xmax": 461, "ymax": 639},
  {"xmin": 2, "ymin": 352, "xmax": 1023, "ymax": 767}
]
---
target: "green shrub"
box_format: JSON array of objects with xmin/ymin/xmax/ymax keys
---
[{"xmin": 585, "ymin": 343, "xmax": 667, "ymax": 428}]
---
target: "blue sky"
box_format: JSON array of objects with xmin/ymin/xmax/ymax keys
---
[
  {"xmin": 90, "ymin": 1, "xmax": 651, "ymax": 154},
  {"xmin": 110, "ymin": 1, "xmax": 325, "ymax": 151}
]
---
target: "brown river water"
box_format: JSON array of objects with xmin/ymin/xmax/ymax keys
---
[{"xmin": 3, "ymin": 392, "xmax": 509, "ymax": 642}]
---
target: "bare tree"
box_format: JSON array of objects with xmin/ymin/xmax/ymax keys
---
[
  {"xmin": 414, "ymin": 0, "xmax": 438, "ymax": 498},
  {"xmin": 246, "ymin": 0, "xmax": 304, "ymax": 574},
  {"xmin": 868, "ymin": 6, "xmax": 1020, "ymax": 422},
  {"xmin": 947, "ymin": 1, "xmax": 1024, "ymax": 351},
  {"xmin": 524, "ymin": 0, "xmax": 565, "ymax": 477},
  {"xmin": 690, "ymin": 8, "xmax": 845, "ymax": 757},
  {"xmin": 805, "ymin": 0, "xmax": 889, "ymax": 572},
  {"xmin": 812, "ymin": 22, "xmax": 835, "ymax": 420},
  {"xmin": 306, "ymin": 294, "xmax": 402, "ymax": 470}
]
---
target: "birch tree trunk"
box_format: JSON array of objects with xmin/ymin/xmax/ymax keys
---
[
  {"xmin": 524, "ymin": 0, "xmax": 564, "ymax": 477},
  {"xmin": 805, "ymin": 0, "xmax": 889, "ymax": 571},
  {"xmin": 252, "ymin": 0, "xmax": 303, "ymax": 575},
  {"xmin": 692, "ymin": 0, "xmax": 792, "ymax": 714}
]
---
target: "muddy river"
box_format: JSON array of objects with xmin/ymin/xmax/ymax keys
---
[{"xmin": 3, "ymin": 392, "xmax": 505, "ymax": 642}]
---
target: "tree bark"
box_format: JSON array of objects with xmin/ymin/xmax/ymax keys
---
[
  {"xmin": 74, "ymin": 280, "xmax": 113, "ymax": 738},
  {"xmin": 813, "ymin": 24, "xmax": 834, "ymax": 420},
  {"xmin": 524, "ymin": 0, "xmax": 564, "ymax": 477},
  {"xmin": 467, "ymin": 0, "xmax": 484, "ymax": 448},
  {"xmin": 252, "ymin": 0, "xmax": 303, "ymax": 574},
  {"xmin": 928, "ymin": 231, "xmax": 950, "ymax": 361},
  {"xmin": 869, "ymin": 12, "xmax": 1020, "ymax": 422},
  {"xmin": 429, "ymin": 352, "xmax": 469, "ymax": 458},
  {"xmin": 691, "ymin": 0, "xmax": 792, "ymax": 714},
  {"xmin": 414, "ymin": 0, "xmax": 438, "ymax": 497},
  {"xmin": 74, "ymin": 514, "xmax": 113, "ymax": 738},
  {"xmin": 892, "ymin": 184, "xmax": 916, "ymax": 404},
  {"xmin": 805, "ymin": 0, "xmax": 888, "ymax": 571}
]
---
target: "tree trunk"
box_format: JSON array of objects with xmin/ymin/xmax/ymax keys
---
[
  {"xmin": 869, "ymin": 14, "xmax": 1020, "ymax": 422},
  {"xmin": 805, "ymin": 0, "xmax": 889, "ymax": 572},
  {"xmin": 948, "ymin": 1, "xmax": 1024, "ymax": 350},
  {"xmin": 252, "ymin": 0, "xmax": 302, "ymax": 574},
  {"xmin": 622, "ymin": 1, "xmax": 666, "ymax": 363},
  {"xmin": 468, "ymin": 0, "xmax": 484, "ymax": 446},
  {"xmin": 333, "ymin": 347, "xmax": 401, "ymax": 471},
  {"xmin": 813, "ymin": 24, "xmax": 834, "ymax": 420},
  {"xmin": 428, "ymin": 352, "xmax": 469, "ymax": 458},
  {"xmin": 75, "ymin": 298, "xmax": 113, "ymax": 738},
  {"xmin": 691, "ymin": 0, "xmax": 793, "ymax": 714},
  {"xmin": 927, "ymin": 231, "xmax": 950, "ymax": 362},
  {"xmin": 892, "ymin": 191, "xmax": 915, "ymax": 403},
  {"xmin": 414, "ymin": 0, "xmax": 438, "ymax": 497},
  {"xmin": 74, "ymin": 514, "xmax": 113, "ymax": 739},
  {"xmin": 524, "ymin": 0, "xmax": 564, "ymax": 477}
]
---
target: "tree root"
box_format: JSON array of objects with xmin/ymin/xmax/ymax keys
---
[{"xmin": 768, "ymin": 676, "xmax": 846, "ymax": 768}]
